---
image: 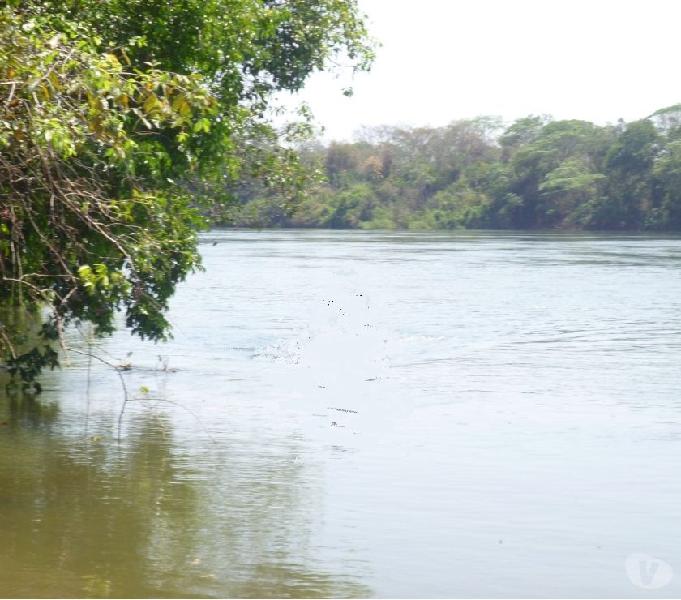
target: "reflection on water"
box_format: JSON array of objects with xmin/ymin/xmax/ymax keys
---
[
  {"xmin": 3, "ymin": 230, "xmax": 681, "ymax": 597},
  {"xmin": 0, "ymin": 397, "xmax": 370, "ymax": 598}
]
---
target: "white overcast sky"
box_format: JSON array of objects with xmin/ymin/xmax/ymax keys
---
[{"xmin": 281, "ymin": 0, "xmax": 681, "ymax": 141}]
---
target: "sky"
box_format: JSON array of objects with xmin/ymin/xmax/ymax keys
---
[{"xmin": 282, "ymin": 0, "xmax": 681, "ymax": 141}]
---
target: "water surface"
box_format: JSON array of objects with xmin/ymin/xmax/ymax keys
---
[{"xmin": 2, "ymin": 230, "xmax": 681, "ymax": 597}]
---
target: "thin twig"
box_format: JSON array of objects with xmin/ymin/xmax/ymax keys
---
[{"xmin": 67, "ymin": 347, "xmax": 129, "ymax": 441}]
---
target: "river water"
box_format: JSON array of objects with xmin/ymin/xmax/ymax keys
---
[{"xmin": 2, "ymin": 230, "xmax": 681, "ymax": 598}]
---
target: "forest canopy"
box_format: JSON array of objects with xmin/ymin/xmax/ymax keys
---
[
  {"xmin": 0, "ymin": 0, "xmax": 373, "ymax": 385},
  {"xmin": 225, "ymin": 106, "xmax": 681, "ymax": 232}
]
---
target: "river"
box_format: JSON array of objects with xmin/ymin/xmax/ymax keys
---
[{"xmin": 2, "ymin": 230, "xmax": 681, "ymax": 597}]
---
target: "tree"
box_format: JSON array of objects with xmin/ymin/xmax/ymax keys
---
[
  {"xmin": 223, "ymin": 108, "xmax": 681, "ymax": 234},
  {"xmin": 593, "ymin": 120, "xmax": 659, "ymax": 229},
  {"xmin": 538, "ymin": 158, "xmax": 605, "ymax": 227},
  {"xmin": 505, "ymin": 120, "xmax": 610, "ymax": 228},
  {"xmin": 652, "ymin": 140, "xmax": 681, "ymax": 228},
  {"xmin": 0, "ymin": 2, "xmax": 373, "ymax": 385}
]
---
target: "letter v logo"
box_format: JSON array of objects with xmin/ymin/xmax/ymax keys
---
[{"xmin": 626, "ymin": 553, "xmax": 674, "ymax": 590}]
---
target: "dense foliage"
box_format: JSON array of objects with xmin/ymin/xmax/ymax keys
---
[
  {"xmin": 0, "ymin": 0, "xmax": 372, "ymax": 384},
  {"xmin": 226, "ymin": 107, "xmax": 681, "ymax": 231}
]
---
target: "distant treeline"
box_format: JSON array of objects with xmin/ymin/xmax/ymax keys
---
[{"xmin": 223, "ymin": 105, "xmax": 681, "ymax": 230}]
